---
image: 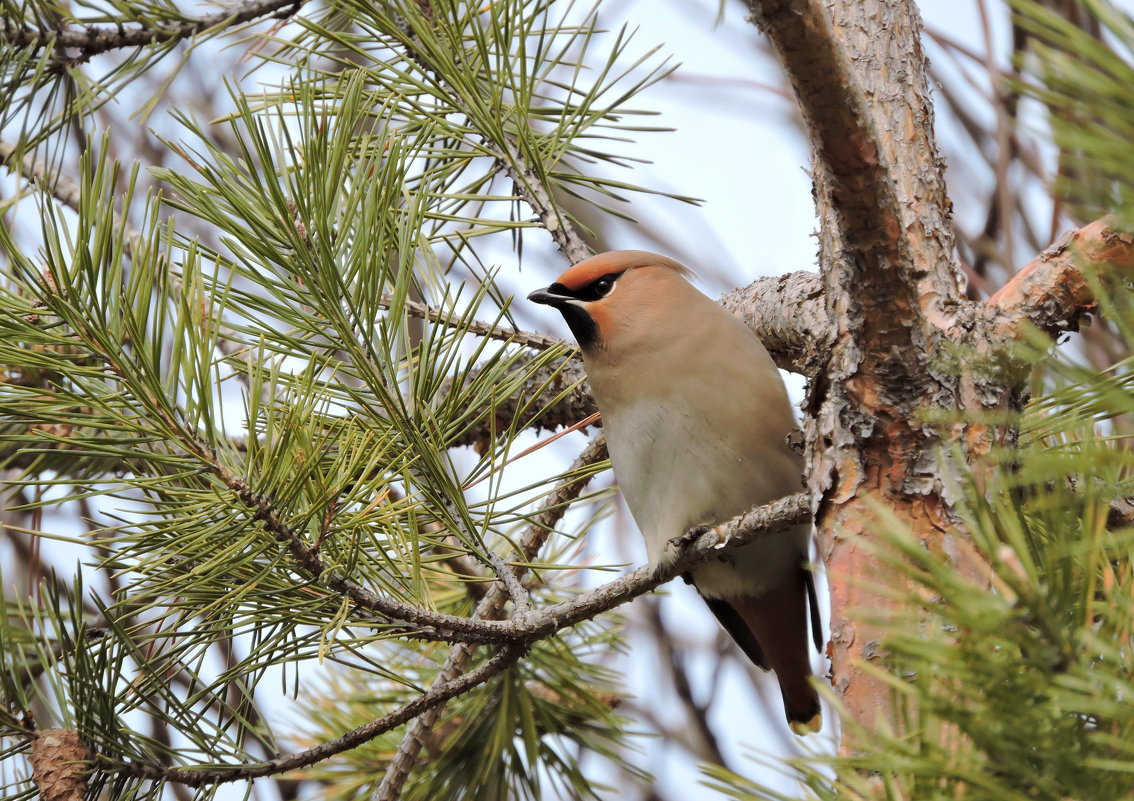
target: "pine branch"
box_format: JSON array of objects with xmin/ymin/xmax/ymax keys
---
[
  {"xmin": 97, "ymin": 643, "xmax": 525, "ymax": 787},
  {"xmin": 24, "ymin": 294, "xmax": 516, "ymax": 644},
  {"xmin": 507, "ymin": 490, "xmax": 813, "ymax": 640},
  {"xmin": 373, "ymin": 435, "xmax": 609, "ymax": 800},
  {"xmin": 719, "ymin": 270, "xmax": 831, "ymax": 376},
  {"xmin": 0, "ymin": 0, "xmax": 305, "ymax": 62},
  {"xmin": 219, "ymin": 470, "xmax": 516, "ymax": 644},
  {"xmin": 344, "ymin": 486, "xmax": 809, "ymax": 649},
  {"xmin": 0, "ymin": 138, "xmax": 251, "ymax": 356},
  {"xmin": 82, "ymin": 447, "xmax": 809, "ymax": 791},
  {"xmin": 483, "ymin": 137, "xmax": 592, "ymax": 265},
  {"xmin": 50, "ymin": 321, "xmax": 589, "ymax": 653},
  {"xmin": 374, "ymin": 487, "xmax": 810, "ymax": 801},
  {"xmin": 445, "ymin": 353, "xmax": 595, "ymax": 449},
  {"xmin": 385, "ymin": 8, "xmax": 592, "ymax": 266},
  {"xmin": 486, "ymin": 551, "xmax": 530, "ymax": 613}
]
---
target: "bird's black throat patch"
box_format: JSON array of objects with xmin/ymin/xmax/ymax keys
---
[{"xmin": 558, "ymin": 304, "xmax": 600, "ymax": 350}]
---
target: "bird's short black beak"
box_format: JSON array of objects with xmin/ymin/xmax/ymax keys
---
[
  {"xmin": 527, "ymin": 283, "xmax": 597, "ymax": 348},
  {"xmin": 527, "ymin": 286, "xmax": 568, "ymax": 307}
]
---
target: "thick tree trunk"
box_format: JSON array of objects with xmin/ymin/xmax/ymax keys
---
[
  {"xmin": 744, "ymin": 0, "xmax": 973, "ymax": 733},
  {"xmin": 740, "ymin": 0, "xmax": 1134, "ymax": 741}
]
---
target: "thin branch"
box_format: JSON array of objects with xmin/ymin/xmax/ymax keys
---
[
  {"xmin": 97, "ymin": 644, "xmax": 525, "ymax": 787},
  {"xmin": 373, "ymin": 641, "xmax": 481, "ymax": 800},
  {"xmin": 485, "ymin": 137, "xmax": 592, "ymax": 265},
  {"xmin": 382, "ymin": 293, "xmax": 564, "ymax": 351},
  {"xmin": 200, "ymin": 216, "xmax": 1133, "ymax": 651},
  {"xmin": 220, "ymin": 472, "xmax": 511, "ymax": 644},
  {"xmin": 0, "ymin": 0, "xmax": 305, "ymax": 61},
  {"xmin": 643, "ymin": 600, "xmax": 731, "ymax": 769},
  {"xmin": 506, "ymin": 491, "xmax": 812, "ymax": 640},
  {"xmin": 487, "ymin": 551, "xmax": 530, "ymax": 613}
]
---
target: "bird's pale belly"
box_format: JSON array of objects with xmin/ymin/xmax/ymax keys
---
[{"xmin": 603, "ymin": 403, "xmax": 808, "ymax": 601}]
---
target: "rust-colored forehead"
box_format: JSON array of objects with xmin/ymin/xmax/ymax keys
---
[{"xmin": 554, "ymin": 250, "xmax": 692, "ymax": 290}]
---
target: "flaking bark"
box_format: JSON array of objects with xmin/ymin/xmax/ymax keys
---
[
  {"xmin": 744, "ymin": 0, "xmax": 967, "ymax": 733},
  {"xmin": 739, "ymin": 0, "xmax": 1134, "ymax": 743}
]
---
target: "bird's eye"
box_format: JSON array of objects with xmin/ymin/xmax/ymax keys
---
[
  {"xmin": 593, "ymin": 276, "xmax": 615, "ymax": 297},
  {"xmin": 576, "ymin": 271, "xmax": 624, "ymax": 302}
]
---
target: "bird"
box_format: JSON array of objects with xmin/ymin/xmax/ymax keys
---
[{"xmin": 527, "ymin": 250, "xmax": 823, "ymax": 735}]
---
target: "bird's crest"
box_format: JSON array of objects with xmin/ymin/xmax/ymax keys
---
[{"xmin": 554, "ymin": 250, "xmax": 695, "ymax": 290}]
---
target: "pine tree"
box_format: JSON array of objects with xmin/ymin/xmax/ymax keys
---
[{"xmin": 0, "ymin": 1, "xmax": 1130, "ymax": 800}]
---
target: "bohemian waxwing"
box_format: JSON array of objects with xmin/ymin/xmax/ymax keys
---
[{"xmin": 528, "ymin": 250, "xmax": 823, "ymax": 735}]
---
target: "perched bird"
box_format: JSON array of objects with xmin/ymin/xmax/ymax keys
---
[{"xmin": 528, "ymin": 250, "xmax": 823, "ymax": 735}]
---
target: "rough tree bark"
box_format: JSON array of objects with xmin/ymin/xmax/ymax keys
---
[
  {"xmin": 736, "ymin": 0, "xmax": 1134, "ymax": 741},
  {"xmin": 743, "ymin": 0, "xmax": 969, "ymax": 735}
]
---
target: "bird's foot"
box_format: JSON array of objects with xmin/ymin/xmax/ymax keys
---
[{"xmin": 671, "ymin": 523, "xmax": 711, "ymax": 551}]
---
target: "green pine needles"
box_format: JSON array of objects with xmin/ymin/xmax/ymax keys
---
[{"xmin": 0, "ymin": 2, "xmax": 686, "ymax": 798}]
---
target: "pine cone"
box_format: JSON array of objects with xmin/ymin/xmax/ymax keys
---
[{"xmin": 29, "ymin": 729, "xmax": 89, "ymax": 801}]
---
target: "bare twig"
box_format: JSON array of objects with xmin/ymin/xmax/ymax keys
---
[
  {"xmin": 507, "ymin": 491, "xmax": 813, "ymax": 640},
  {"xmin": 487, "ymin": 551, "xmax": 530, "ymax": 613},
  {"xmin": 0, "ymin": 0, "xmax": 305, "ymax": 61},
  {"xmin": 381, "ymin": 293, "xmax": 565, "ymax": 351},
  {"xmin": 642, "ymin": 600, "xmax": 731, "ymax": 768}
]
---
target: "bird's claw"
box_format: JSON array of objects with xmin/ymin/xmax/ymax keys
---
[{"xmin": 673, "ymin": 523, "xmax": 711, "ymax": 550}]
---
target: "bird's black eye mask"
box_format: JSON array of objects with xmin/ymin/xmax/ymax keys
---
[
  {"xmin": 553, "ymin": 270, "xmax": 625, "ymax": 302},
  {"xmin": 528, "ymin": 270, "xmax": 626, "ymax": 351}
]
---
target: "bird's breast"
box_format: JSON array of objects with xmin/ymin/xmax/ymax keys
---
[{"xmin": 593, "ymin": 372, "xmax": 807, "ymax": 599}]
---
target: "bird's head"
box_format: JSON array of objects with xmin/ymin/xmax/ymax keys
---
[{"xmin": 527, "ymin": 250, "xmax": 696, "ymax": 357}]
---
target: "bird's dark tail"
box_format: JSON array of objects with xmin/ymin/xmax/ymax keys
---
[{"xmin": 717, "ymin": 575, "xmax": 823, "ymax": 735}]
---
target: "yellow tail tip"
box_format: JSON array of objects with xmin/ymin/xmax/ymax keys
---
[{"xmin": 788, "ymin": 712, "xmax": 823, "ymax": 736}]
